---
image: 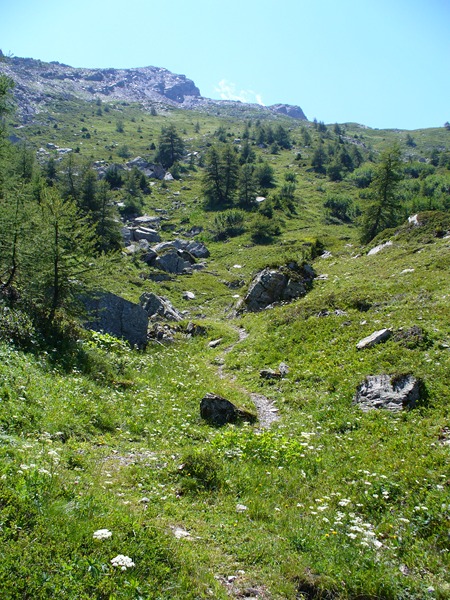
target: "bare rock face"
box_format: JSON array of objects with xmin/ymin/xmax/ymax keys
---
[
  {"xmin": 0, "ymin": 57, "xmax": 201, "ymax": 122},
  {"xmin": 200, "ymin": 393, "xmax": 256, "ymax": 426},
  {"xmin": 0, "ymin": 56, "xmax": 307, "ymax": 125},
  {"xmin": 269, "ymin": 103, "xmax": 307, "ymax": 120},
  {"xmin": 240, "ymin": 263, "xmax": 315, "ymax": 312},
  {"xmin": 83, "ymin": 291, "xmax": 148, "ymax": 348},
  {"xmin": 354, "ymin": 374, "xmax": 420, "ymax": 412}
]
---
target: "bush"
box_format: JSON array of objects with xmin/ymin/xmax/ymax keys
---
[
  {"xmin": 212, "ymin": 209, "xmax": 246, "ymax": 240},
  {"xmin": 249, "ymin": 215, "xmax": 281, "ymax": 244},
  {"xmin": 178, "ymin": 448, "xmax": 224, "ymax": 493},
  {"xmin": 0, "ymin": 305, "xmax": 37, "ymax": 349},
  {"xmin": 324, "ymin": 194, "xmax": 358, "ymax": 223}
]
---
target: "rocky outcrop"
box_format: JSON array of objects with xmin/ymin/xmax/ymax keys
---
[
  {"xmin": 0, "ymin": 55, "xmax": 307, "ymax": 125},
  {"xmin": 200, "ymin": 393, "xmax": 256, "ymax": 426},
  {"xmin": 139, "ymin": 292, "xmax": 183, "ymax": 322},
  {"xmin": 152, "ymin": 239, "xmax": 210, "ymax": 259},
  {"xmin": 269, "ymin": 104, "xmax": 307, "ymax": 120},
  {"xmin": 82, "ymin": 291, "xmax": 148, "ymax": 348},
  {"xmin": 353, "ymin": 374, "xmax": 420, "ymax": 412},
  {"xmin": 239, "ymin": 262, "xmax": 315, "ymax": 312},
  {"xmin": 0, "ymin": 57, "xmax": 201, "ymax": 122}
]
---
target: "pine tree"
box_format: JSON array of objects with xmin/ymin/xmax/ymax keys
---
[
  {"xmin": 360, "ymin": 145, "xmax": 403, "ymax": 243},
  {"xmin": 157, "ymin": 124, "xmax": 185, "ymax": 168}
]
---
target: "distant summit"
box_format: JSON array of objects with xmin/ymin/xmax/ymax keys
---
[{"xmin": 0, "ymin": 55, "xmax": 308, "ymax": 123}]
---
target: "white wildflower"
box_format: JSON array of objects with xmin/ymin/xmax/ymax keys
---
[
  {"xmin": 93, "ymin": 529, "xmax": 112, "ymax": 540},
  {"xmin": 111, "ymin": 554, "xmax": 135, "ymax": 570},
  {"xmin": 338, "ymin": 499, "xmax": 351, "ymax": 506}
]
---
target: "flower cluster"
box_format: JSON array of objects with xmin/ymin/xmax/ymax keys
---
[
  {"xmin": 93, "ymin": 528, "xmax": 112, "ymax": 540},
  {"xmin": 111, "ymin": 554, "xmax": 135, "ymax": 570}
]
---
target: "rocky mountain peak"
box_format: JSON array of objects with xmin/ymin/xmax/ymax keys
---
[{"xmin": 0, "ymin": 55, "xmax": 308, "ymax": 123}]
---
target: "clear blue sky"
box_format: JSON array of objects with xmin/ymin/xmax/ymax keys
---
[{"xmin": 1, "ymin": 0, "xmax": 449, "ymax": 130}]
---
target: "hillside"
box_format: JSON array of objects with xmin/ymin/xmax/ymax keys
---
[
  {"xmin": 0, "ymin": 56, "xmax": 449, "ymax": 599},
  {"xmin": 0, "ymin": 55, "xmax": 307, "ymax": 123}
]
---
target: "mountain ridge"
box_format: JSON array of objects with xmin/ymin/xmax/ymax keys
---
[{"xmin": 0, "ymin": 55, "xmax": 308, "ymax": 123}]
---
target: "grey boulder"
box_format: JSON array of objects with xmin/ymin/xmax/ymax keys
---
[{"xmin": 354, "ymin": 374, "xmax": 420, "ymax": 412}]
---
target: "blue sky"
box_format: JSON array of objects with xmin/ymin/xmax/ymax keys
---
[{"xmin": 1, "ymin": 0, "xmax": 449, "ymax": 130}]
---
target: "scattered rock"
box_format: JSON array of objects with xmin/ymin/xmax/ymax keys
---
[
  {"xmin": 279, "ymin": 362, "xmax": 290, "ymax": 376},
  {"xmin": 239, "ymin": 262, "xmax": 315, "ymax": 313},
  {"xmin": 171, "ymin": 526, "xmax": 193, "ymax": 540},
  {"xmin": 133, "ymin": 227, "xmax": 161, "ymax": 243},
  {"xmin": 147, "ymin": 322, "xmax": 177, "ymax": 343},
  {"xmin": 132, "ymin": 215, "xmax": 161, "ymax": 228},
  {"xmin": 154, "ymin": 250, "xmax": 193, "ymax": 274},
  {"xmin": 200, "ymin": 393, "xmax": 256, "ymax": 426},
  {"xmin": 82, "ymin": 291, "xmax": 148, "ymax": 348},
  {"xmin": 260, "ymin": 369, "xmax": 282, "ymax": 380},
  {"xmin": 357, "ymin": 328, "xmax": 392, "ymax": 350},
  {"xmin": 354, "ymin": 374, "xmax": 420, "ymax": 412},
  {"xmin": 318, "ymin": 309, "xmax": 347, "ymax": 317},
  {"xmin": 185, "ymin": 322, "xmax": 207, "ymax": 337},
  {"xmin": 140, "ymin": 292, "xmax": 183, "ymax": 322},
  {"xmin": 367, "ymin": 240, "xmax": 393, "ymax": 255}
]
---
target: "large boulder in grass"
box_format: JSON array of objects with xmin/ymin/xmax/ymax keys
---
[
  {"xmin": 353, "ymin": 374, "xmax": 420, "ymax": 412},
  {"xmin": 200, "ymin": 393, "xmax": 256, "ymax": 426},
  {"xmin": 83, "ymin": 291, "xmax": 148, "ymax": 348},
  {"xmin": 140, "ymin": 292, "xmax": 183, "ymax": 322},
  {"xmin": 153, "ymin": 250, "xmax": 194, "ymax": 274},
  {"xmin": 239, "ymin": 262, "xmax": 315, "ymax": 312}
]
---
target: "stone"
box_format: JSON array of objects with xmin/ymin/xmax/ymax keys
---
[
  {"xmin": 154, "ymin": 251, "xmax": 193, "ymax": 274},
  {"xmin": 185, "ymin": 322, "xmax": 207, "ymax": 337},
  {"xmin": 208, "ymin": 338, "xmax": 222, "ymax": 348},
  {"xmin": 153, "ymin": 239, "xmax": 209, "ymax": 259},
  {"xmin": 367, "ymin": 240, "xmax": 393, "ymax": 255},
  {"xmin": 240, "ymin": 263, "xmax": 315, "ymax": 312},
  {"xmin": 121, "ymin": 226, "xmax": 133, "ymax": 244},
  {"xmin": 269, "ymin": 103, "xmax": 307, "ymax": 120},
  {"xmin": 200, "ymin": 393, "xmax": 256, "ymax": 426},
  {"xmin": 82, "ymin": 291, "xmax": 148, "ymax": 348},
  {"xmin": 141, "ymin": 249, "xmax": 158, "ymax": 264},
  {"xmin": 133, "ymin": 227, "xmax": 161, "ymax": 243},
  {"xmin": 260, "ymin": 369, "xmax": 282, "ymax": 380},
  {"xmin": 139, "ymin": 292, "xmax": 183, "ymax": 321},
  {"xmin": 357, "ymin": 328, "xmax": 392, "ymax": 350},
  {"xmin": 132, "ymin": 215, "xmax": 161, "ymax": 227},
  {"xmin": 354, "ymin": 374, "xmax": 420, "ymax": 412}
]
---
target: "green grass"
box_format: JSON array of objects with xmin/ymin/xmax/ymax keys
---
[{"xmin": 1, "ymin": 97, "xmax": 449, "ymax": 598}]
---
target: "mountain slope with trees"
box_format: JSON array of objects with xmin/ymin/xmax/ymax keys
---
[{"xmin": 0, "ymin": 57, "xmax": 449, "ymax": 599}]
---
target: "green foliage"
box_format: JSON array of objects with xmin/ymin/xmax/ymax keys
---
[
  {"xmin": 156, "ymin": 124, "xmax": 185, "ymax": 168},
  {"xmin": 212, "ymin": 209, "xmax": 246, "ymax": 240},
  {"xmin": 324, "ymin": 194, "xmax": 358, "ymax": 223},
  {"xmin": 360, "ymin": 145, "xmax": 404, "ymax": 243},
  {"xmin": 0, "ymin": 82, "xmax": 448, "ymax": 599},
  {"xmin": 249, "ymin": 214, "xmax": 281, "ymax": 243},
  {"xmin": 202, "ymin": 143, "xmax": 239, "ymax": 209}
]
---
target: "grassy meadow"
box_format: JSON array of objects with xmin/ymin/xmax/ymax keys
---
[{"xmin": 0, "ymin": 95, "xmax": 449, "ymax": 599}]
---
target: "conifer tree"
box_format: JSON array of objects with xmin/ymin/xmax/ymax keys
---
[{"xmin": 360, "ymin": 145, "xmax": 403, "ymax": 243}]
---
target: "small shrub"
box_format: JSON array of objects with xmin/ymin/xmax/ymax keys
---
[
  {"xmin": 177, "ymin": 448, "xmax": 223, "ymax": 493},
  {"xmin": 213, "ymin": 209, "xmax": 246, "ymax": 240},
  {"xmin": 249, "ymin": 215, "xmax": 281, "ymax": 244}
]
